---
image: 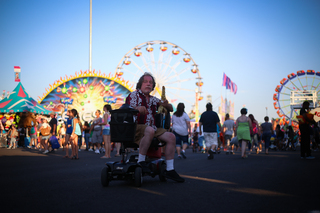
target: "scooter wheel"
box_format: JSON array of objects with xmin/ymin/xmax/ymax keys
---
[
  {"xmin": 134, "ymin": 167, "xmax": 143, "ymax": 187},
  {"xmin": 159, "ymin": 163, "xmax": 167, "ymax": 182},
  {"xmin": 101, "ymin": 167, "xmax": 110, "ymax": 187}
]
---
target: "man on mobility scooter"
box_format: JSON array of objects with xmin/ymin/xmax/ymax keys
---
[{"xmin": 125, "ymin": 72, "xmax": 185, "ymax": 183}]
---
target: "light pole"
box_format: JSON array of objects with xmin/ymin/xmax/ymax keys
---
[{"xmin": 89, "ymin": 0, "xmax": 92, "ymax": 72}]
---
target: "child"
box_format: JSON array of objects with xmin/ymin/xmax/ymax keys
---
[
  {"xmin": 29, "ymin": 123, "xmax": 38, "ymax": 149},
  {"xmin": 7, "ymin": 125, "xmax": 18, "ymax": 149},
  {"xmin": 59, "ymin": 123, "xmax": 66, "ymax": 149},
  {"xmin": 193, "ymin": 129, "xmax": 199, "ymax": 152}
]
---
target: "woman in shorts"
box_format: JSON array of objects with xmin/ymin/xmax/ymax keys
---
[
  {"xmin": 99, "ymin": 104, "xmax": 112, "ymax": 158},
  {"xmin": 64, "ymin": 110, "xmax": 73, "ymax": 158},
  {"xmin": 172, "ymin": 103, "xmax": 191, "ymax": 159},
  {"xmin": 70, "ymin": 109, "xmax": 81, "ymax": 160}
]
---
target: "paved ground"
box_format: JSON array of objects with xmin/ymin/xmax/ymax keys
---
[{"xmin": 1, "ymin": 146, "xmax": 320, "ymax": 213}]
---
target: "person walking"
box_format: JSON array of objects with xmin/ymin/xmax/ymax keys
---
[
  {"xmin": 248, "ymin": 114, "xmax": 260, "ymax": 154},
  {"xmin": 299, "ymin": 101, "xmax": 315, "ymax": 159},
  {"xmin": 99, "ymin": 104, "xmax": 112, "ymax": 158},
  {"xmin": 192, "ymin": 123, "xmax": 199, "ymax": 152},
  {"xmin": 197, "ymin": 124, "xmax": 205, "ymax": 153},
  {"xmin": 39, "ymin": 118, "xmax": 51, "ymax": 154},
  {"xmin": 199, "ymin": 103, "xmax": 221, "ymax": 160},
  {"xmin": 235, "ymin": 108, "xmax": 252, "ymax": 158},
  {"xmin": 172, "ymin": 103, "xmax": 191, "ymax": 159},
  {"xmin": 29, "ymin": 122, "xmax": 38, "ymax": 149},
  {"xmin": 222, "ymin": 113, "xmax": 235, "ymax": 154},
  {"xmin": 261, "ymin": 116, "xmax": 273, "ymax": 155},
  {"xmin": 83, "ymin": 121, "xmax": 90, "ymax": 151},
  {"xmin": 91, "ymin": 110, "xmax": 103, "ymax": 154}
]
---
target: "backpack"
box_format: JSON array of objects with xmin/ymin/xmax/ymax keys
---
[{"xmin": 30, "ymin": 127, "xmax": 35, "ymax": 134}]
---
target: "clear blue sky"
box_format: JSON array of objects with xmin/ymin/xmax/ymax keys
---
[{"xmin": 1, "ymin": 0, "xmax": 320, "ymax": 122}]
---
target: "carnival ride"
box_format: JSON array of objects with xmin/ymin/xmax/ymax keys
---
[
  {"xmin": 38, "ymin": 70, "xmax": 134, "ymax": 122},
  {"xmin": 273, "ymin": 70, "xmax": 320, "ymax": 125},
  {"xmin": 114, "ymin": 40, "xmax": 203, "ymax": 118}
]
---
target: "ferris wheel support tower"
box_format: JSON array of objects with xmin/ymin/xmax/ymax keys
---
[{"xmin": 289, "ymin": 90, "xmax": 318, "ymax": 124}]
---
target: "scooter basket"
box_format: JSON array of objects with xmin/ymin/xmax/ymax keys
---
[{"xmin": 110, "ymin": 108, "xmax": 138, "ymax": 143}]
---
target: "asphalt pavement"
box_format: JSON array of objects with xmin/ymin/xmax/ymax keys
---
[{"xmin": 1, "ymin": 146, "xmax": 319, "ymax": 213}]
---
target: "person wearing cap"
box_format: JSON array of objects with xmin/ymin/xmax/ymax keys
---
[
  {"xmin": 235, "ymin": 108, "xmax": 253, "ymax": 158},
  {"xmin": 199, "ymin": 103, "xmax": 221, "ymax": 159}
]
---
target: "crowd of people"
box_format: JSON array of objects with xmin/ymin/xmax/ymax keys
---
[
  {"xmin": 1, "ymin": 73, "xmax": 318, "ymax": 184},
  {"xmin": 186, "ymin": 101, "xmax": 318, "ymax": 160},
  {"xmin": 0, "ymin": 105, "xmax": 117, "ymax": 160}
]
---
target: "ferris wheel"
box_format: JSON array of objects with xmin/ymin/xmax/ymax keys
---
[
  {"xmin": 114, "ymin": 40, "xmax": 203, "ymax": 107},
  {"xmin": 273, "ymin": 70, "xmax": 320, "ymax": 122}
]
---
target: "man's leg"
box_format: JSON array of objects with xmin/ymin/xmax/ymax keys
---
[
  {"xmin": 211, "ymin": 144, "xmax": 216, "ymax": 152},
  {"xmin": 137, "ymin": 126, "xmax": 154, "ymax": 163},
  {"xmin": 158, "ymin": 132, "xmax": 175, "ymax": 160},
  {"xmin": 225, "ymin": 135, "xmax": 231, "ymax": 153},
  {"xmin": 158, "ymin": 131, "xmax": 184, "ymax": 182},
  {"xmin": 212, "ymin": 132, "xmax": 218, "ymax": 153},
  {"xmin": 139, "ymin": 126, "xmax": 154, "ymax": 155},
  {"xmin": 204, "ymin": 133, "xmax": 214, "ymax": 159}
]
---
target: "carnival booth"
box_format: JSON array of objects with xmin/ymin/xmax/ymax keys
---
[{"xmin": 0, "ymin": 82, "xmax": 52, "ymax": 147}]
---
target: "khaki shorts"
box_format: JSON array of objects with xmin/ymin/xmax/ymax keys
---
[
  {"xmin": 204, "ymin": 132, "xmax": 218, "ymax": 147},
  {"xmin": 135, "ymin": 124, "xmax": 167, "ymax": 145}
]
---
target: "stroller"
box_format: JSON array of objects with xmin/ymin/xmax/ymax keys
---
[
  {"xmin": 269, "ymin": 134, "xmax": 278, "ymax": 150},
  {"xmin": 100, "ymin": 105, "xmax": 167, "ymax": 187}
]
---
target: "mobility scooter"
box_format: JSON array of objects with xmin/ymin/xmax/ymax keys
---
[{"xmin": 100, "ymin": 105, "xmax": 167, "ymax": 187}]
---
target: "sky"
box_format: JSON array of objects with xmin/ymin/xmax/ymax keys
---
[{"xmin": 1, "ymin": 0, "xmax": 320, "ymax": 123}]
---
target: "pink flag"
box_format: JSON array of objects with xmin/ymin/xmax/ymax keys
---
[{"xmin": 222, "ymin": 73, "xmax": 227, "ymax": 86}]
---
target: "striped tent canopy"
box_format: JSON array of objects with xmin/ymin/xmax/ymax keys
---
[{"xmin": 0, "ymin": 82, "xmax": 52, "ymax": 114}]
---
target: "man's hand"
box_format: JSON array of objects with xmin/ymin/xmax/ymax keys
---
[
  {"xmin": 160, "ymin": 100, "xmax": 173, "ymax": 112},
  {"xmin": 136, "ymin": 106, "xmax": 147, "ymax": 115}
]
